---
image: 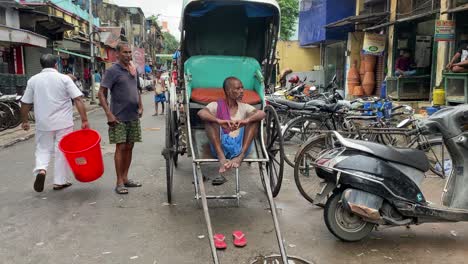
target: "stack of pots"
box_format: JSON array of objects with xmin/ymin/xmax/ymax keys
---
[
  {"xmin": 362, "ymin": 54, "xmax": 377, "ymax": 96},
  {"xmin": 347, "ymin": 61, "xmax": 360, "ymax": 96}
]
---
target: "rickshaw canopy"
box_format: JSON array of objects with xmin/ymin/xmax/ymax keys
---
[{"xmin": 180, "ymin": 0, "xmax": 280, "ymax": 64}]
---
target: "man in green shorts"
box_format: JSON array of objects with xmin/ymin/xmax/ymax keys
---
[{"xmin": 98, "ymin": 42, "xmax": 144, "ymax": 194}]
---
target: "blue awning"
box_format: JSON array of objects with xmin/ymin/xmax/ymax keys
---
[{"xmin": 299, "ymin": 0, "xmax": 356, "ymax": 46}]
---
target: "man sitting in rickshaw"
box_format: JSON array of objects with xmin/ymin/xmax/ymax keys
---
[{"xmin": 198, "ymin": 77, "xmax": 266, "ymax": 185}]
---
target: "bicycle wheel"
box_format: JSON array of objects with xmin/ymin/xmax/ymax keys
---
[
  {"xmin": 0, "ymin": 102, "xmax": 14, "ymax": 130},
  {"xmin": 417, "ymin": 138, "xmax": 452, "ymax": 179},
  {"xmin": 294, "ymin": 133, "xmax": 337, "ymax": 205},
  {"xmin": 0, "ymin": 108, "xmax": 7, "ymax": 131},
  {"xmin": 283, "ymin": 116, "xmax": 329, "ymax": 167},
  {"xmin": 7, "ymin": 102, "xmax": 21, "ymax": 128}
]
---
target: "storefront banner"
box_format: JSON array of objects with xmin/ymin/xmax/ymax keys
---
[
  {"xmin": 132, "ymin": 48, "xmax": 145, "ymax": 74},
  {"xmin": 435, "ymin": 20, "xmax": 455, "ymax": 42},
  {"xmin": 363, "ymin": 33, "xmax": 386, "ymax": 56}
]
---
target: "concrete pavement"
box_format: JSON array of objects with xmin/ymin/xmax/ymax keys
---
[{"xmin": 1, "ymin": 93, "xmax": 468, "ymax": 264}]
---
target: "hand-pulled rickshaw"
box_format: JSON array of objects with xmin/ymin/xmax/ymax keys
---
[{"xmin": 162, "ymin": 1, "xmax": 310, "ymax": 263}]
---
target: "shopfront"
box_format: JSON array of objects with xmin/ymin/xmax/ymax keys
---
[
  {"xmin": 379, "ymin": 0, "xmax": 441, "ymax": 101},
  {"xmin": 440, "ymin": 0, "xmax": 468, "ymax": 104}
]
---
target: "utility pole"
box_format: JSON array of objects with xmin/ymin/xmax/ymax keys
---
[{"xmin": 88, "ymin": 0, "xmax": 96, "ymax": 104}]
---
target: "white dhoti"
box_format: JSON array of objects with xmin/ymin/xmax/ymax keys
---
[{"xmin": 33, "ymin": 126, "xmax": 73, "ymax": 185}]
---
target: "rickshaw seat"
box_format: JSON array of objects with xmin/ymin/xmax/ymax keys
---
[{"xmin": 185, "ymin": 55, "xmax": 265, "ymax": 105}]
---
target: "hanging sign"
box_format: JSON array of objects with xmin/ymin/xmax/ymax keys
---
[
  {"xmin": 435, "ymin": 20, "xmax": 455, "ymax": 42},
  {"xmin": 362, "ymin": 33, "xmax": 386, "ymax": 56}
]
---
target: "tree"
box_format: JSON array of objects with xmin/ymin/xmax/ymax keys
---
[
  {"xmin": 162, "ymin": 32, "xmax": 179, "ymax": 54},
  {"xmin": 278, "ymin": 0, "xmax": 299, "ymax": 41}
]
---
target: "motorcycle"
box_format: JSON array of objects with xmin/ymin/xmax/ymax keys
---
[
  {"xmin": 0, "ymin": 92, "xmax": 22, "ymax": 130},
  {"xmin": 313, "ymin": 104, "xmax": 468, "ymax": 241}
]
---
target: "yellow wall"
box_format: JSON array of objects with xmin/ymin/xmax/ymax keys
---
[{"xmin": 276, "ymin": 41, "xmax": 320, "ymax": 73}]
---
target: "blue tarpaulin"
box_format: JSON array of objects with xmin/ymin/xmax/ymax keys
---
[{"xmin": 299, "ymin": 0, "xmax": 356, "ymax": 46}]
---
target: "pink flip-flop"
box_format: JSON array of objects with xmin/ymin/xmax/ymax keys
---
[
  {"xmin": 232, "ymin": 230, "xmax": 247, "ymax": 247},
  {"xmin": 214, "ymin": 234, "xmax": 227, "ymax": 250}
]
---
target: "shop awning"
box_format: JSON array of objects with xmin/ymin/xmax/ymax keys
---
[
  {"xmin": 443, "ymin": 4, "xmax": 468, "ymax": 14},
  {"xmin": 325, "ymin": 12, "xmax": 389, "ymax": 28},
  {"xmin": 54, "ymin": 48, "xmax": 91, "ymax": 60},
  {"xmin": 0, "ymin": 25, "xmax": 47, "ymax": 47},
  {"xmin": 364, "ymin": 10, "xmax": 439, "ymax": 31}
]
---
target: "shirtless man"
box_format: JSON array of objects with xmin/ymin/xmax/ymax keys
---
[{"xmin": 197, "ymin": 77, "xmax": 265, "ymax": 185}]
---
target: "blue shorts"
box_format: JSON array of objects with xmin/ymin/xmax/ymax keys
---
[
  {"xmin": 155, "ymin": 93, "xmax": 166, "ymax": 103},
  {"xmin": 209, "ymin": 127, "xmax": 253, "ymax": 160}
]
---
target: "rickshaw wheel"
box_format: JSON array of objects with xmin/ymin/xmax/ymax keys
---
[
  {"xmin": 171, "ymin": 109, "xmax": 179, "ymax": 167},
  {"xmin": 264, "ymin": 105, "xmax": 285, "ymax": 197},
  {"xmin": 165, "ymin": 109, "xmax": 174, "ymax": 203}
]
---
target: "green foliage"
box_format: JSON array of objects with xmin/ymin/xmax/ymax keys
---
[
  {"xmin": 162, "ymin": 32, "xmax": 179, "ymax": 54},
  {"xmin": 278, "ymin": 0, "xmax": 299, "ymax": 40}
]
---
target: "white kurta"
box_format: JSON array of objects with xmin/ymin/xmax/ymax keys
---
[{"xmin": 21, "ymin": 68, "xmax": 83, "ymax": 184}]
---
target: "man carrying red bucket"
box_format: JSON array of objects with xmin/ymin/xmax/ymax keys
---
[{"xmin": 20, "ymin": 54, "xmax": 89, "ymax": 192}]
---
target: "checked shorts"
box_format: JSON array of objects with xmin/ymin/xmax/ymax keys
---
[{"xmin": 108, "ymin": 119, "xmax": 142, "ymax": 144}]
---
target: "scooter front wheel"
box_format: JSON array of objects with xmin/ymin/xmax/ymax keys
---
[{"xmin": 324, "ymin": 190, "xmax": 376, "ymax": 242}]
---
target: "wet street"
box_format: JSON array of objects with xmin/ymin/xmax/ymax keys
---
[{"xmin": 1, "ymin": 93, "xmax": 468, "ymax": 264}]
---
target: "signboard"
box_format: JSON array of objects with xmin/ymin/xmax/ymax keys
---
[
  {"xmin": 435, "ymin": 20, "xmax": 455, "ymax": 42},
  {"xmin": 132, "ymin": 48, "xmax": 145, "ymax": 74},
  {"xmin": 363, "ymin": 33, "xmax": 386, "ymax": 56}
]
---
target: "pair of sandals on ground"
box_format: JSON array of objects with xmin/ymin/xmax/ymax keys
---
[
  {"xmin": 214, "ymin": 231, "xmax": 247, "ymax": 249},
  {"xmin": 33, "ymin": 170, "xmax": 73, "ymax": 192}
]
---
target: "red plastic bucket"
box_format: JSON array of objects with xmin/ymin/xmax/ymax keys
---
[{"xmin": 59, "ymin": 129, "xmax": 104, "ymax": 182}]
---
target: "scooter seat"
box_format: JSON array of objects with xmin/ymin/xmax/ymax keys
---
[
  {"xmin": 333, "ymin": 132, "xmax": 430, "ymax": 172},
  {"xmin": 272, "ymin": 98, "xmax": 322, "ymax": 110}
]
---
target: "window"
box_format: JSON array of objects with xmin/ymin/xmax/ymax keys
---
[
  {"xmin": 361, "ymin": 0, "xmax": 387, "ymax": 15},
  {"xmin": 397, "ymin": 0, "xmax": 441, "ymax": 19}
]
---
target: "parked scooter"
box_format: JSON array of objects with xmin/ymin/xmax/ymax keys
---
[{"xmin": 313, "ymin": 105, "xmax": 468, "ymax": 241}]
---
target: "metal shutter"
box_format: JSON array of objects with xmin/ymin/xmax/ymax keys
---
[{"xmin": 24, "ymin": 47, "xmax": 52, "ymax": 76}]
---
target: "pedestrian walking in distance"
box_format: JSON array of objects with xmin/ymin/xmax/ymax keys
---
[
  {"xmin": 20, "ymin": 54, "xmax": 89, "ymax": 192},
  {"xmin": 98, "ymin": 42, "xmax": 144, "ymax": 195}
]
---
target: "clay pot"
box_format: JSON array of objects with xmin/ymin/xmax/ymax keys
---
[
  {"xmin": 362, "ymin": 72, "xmax": 376, "ymax": 96},
  {"xmin": 359, "ymin": 54, "xmax": 366, "ymax": 77},
  {"xmin": 348, "ymin": 61, "xmax": 360, "ymax": 82},
  {"xmin": 353, "ymin": 86, "xmax": 364, "ymax": 96},
  {"xmin": 364, "ymin": 55, "xmax": 377, "ymax": 72},
  {"xmin": 347, "ymin": 81, "xmax": 359, "ymax": 95}
]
